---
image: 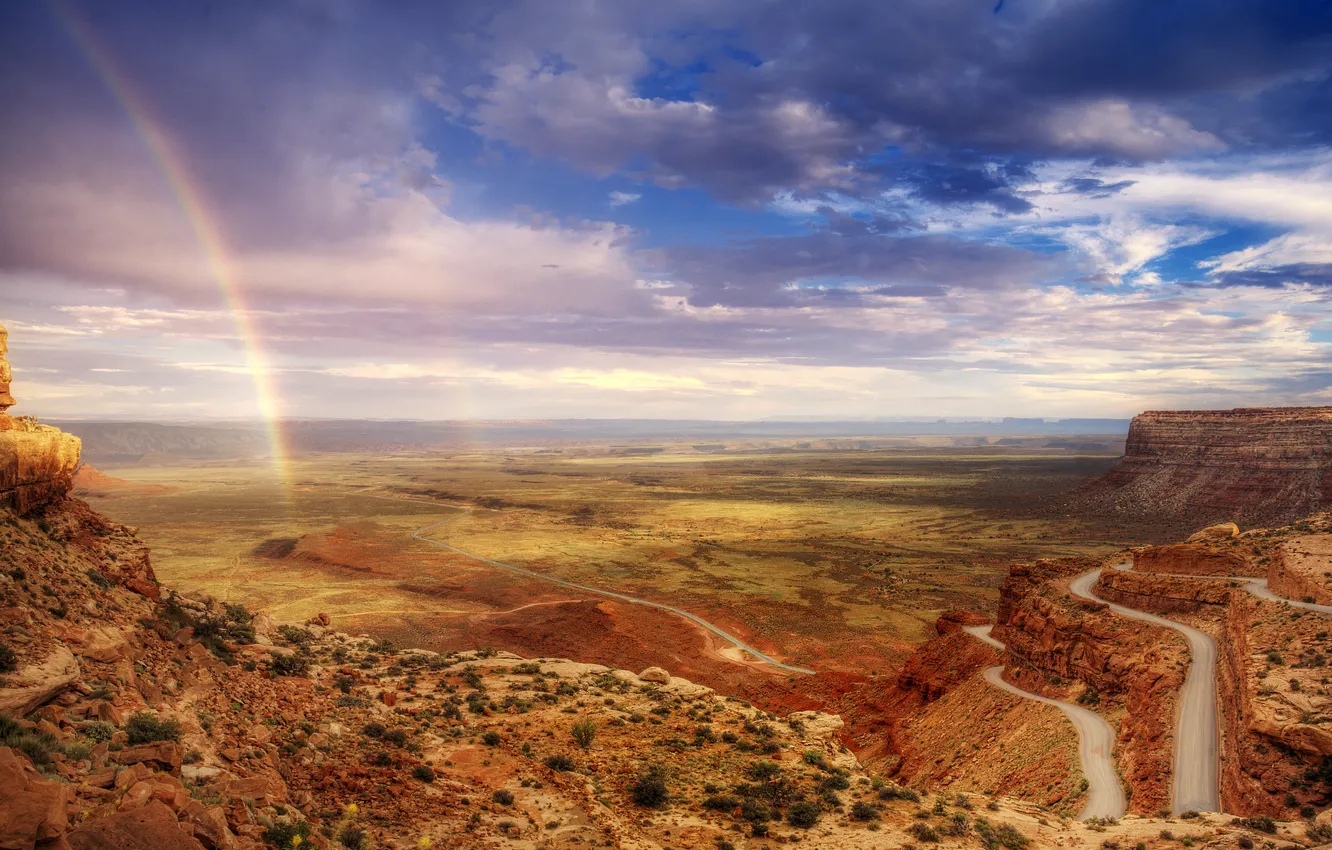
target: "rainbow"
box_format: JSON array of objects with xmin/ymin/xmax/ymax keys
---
[{"xmin": 50, "ymin": 1, "xmax": 293, "ymax": 490}]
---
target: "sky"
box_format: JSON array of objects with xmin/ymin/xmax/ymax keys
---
[{"xmin": 1, "ymin": 0, "xmax": 1331, "ymax": 421}]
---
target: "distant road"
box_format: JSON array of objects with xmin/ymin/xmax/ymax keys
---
[
  {"xmin": 964, "ymin": 625, "xmax": 1126, "ymax": 821},
  {"xmin": 1070, "ymin": 568, "xmax": 1219, "ymax": 814},
  {"xmin": 366, "ymin": 493, "xmax": 816, "ymax": 675}
]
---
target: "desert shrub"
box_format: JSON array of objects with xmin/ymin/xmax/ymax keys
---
[
  {"xmin": 879, "ymin": 784, "xmax": 921, "ymax": 803},
  {"xmin": 703, "ymin": 795, "xmax": 740, "ymax": 812},
  {"xmin": 263, "ymin": 819, "xmax": 311, "ymax": 849},
  {"xmin": 382, "ymin": 728, "xmax": 408, "ymax": 746},
  {"xmin": 362, "ymin": 721, "xmax": 386, "ymax": 739},
  {"xmin": 482, "ymin": 731, "xmax": 501, "ymax": 747},
  {"xmin": 0, "ymin": 640, "xmax": 17, "ymax": 673},
  {"xmin": 0, "ymin": 714, "xmax": 57, "ymax": 764},
  {"xmin": 270, "ymin": 653, "xmax": 309, "ymax": 678},
  {"xmin": 544, "ymin": 754, "xmax": 575, "ymax": 772},
  {"xmin": 1236, "ymin": 838, "xmax": 1253, "ymax": 850},
  {"xmin": 740, "ymin": 798, "xmax": 771, "ymax": 823},
  {"xmin": 371, "ymin": 751, "xmax": 394, "ymax": 767},
  {"xmin": 491, "ymin": 788, "xmax": 515, "ymax": 806},
  {"xmin": 850, "ymin": 801, "xmax": 880, "ymax": 821},
  {"xmin": 63, "ymin": 741, "xmax": 92, "ymax": 761},
  {"xmin": 277, "ymin": 625, "xmax": 314, "ymax": 646},
  {"xmin": 820, "ymin": 772, "xmax": 851, "ymax": 791},
  {"xmin": 748, "ymin": 760, "xmax": 782, "ymax": 781},
  {"xmin": 1301, "ymin": 804, "xmax": 1317, "ymax": 819},
  {"xmin": 904, "ymin": 821, "xmax": 939, "ymax": 842},
  {"xmin": 337, "ymin": 828, "xmax": 366, "ymax": 850},
  {"xmin": 571, "ymin": 720, "xmax": 597, "ymax": 749},
  {"xmin": 975, "ymin": 818, "xmax": 1029, "ymax": 850},
  {"xmin": 81, "ymin": 720, "xmax": 115, "ymax": 742},
  {"xmin": 412, "ymin": 765, "xmax": 435, "ymax": 783},
  {"xmin": 1307, "ymin": 823, "xmax": 1332, "ymax": 843},
  {"xmin": 631, "ymin": 767, "xmax": 669, "ymax": 808},
  {"xmin": 125, "ymin": 712, "xmax": 181, "ymax": 745},
  {"xmin": 941, "ymin": 813, "xmax": 971, "ymax": 836},
  {"xmin": 1267, "ymin": 650, "xmax": 1285, "ymax": 665},
  {"xmin": 751, "ymin": 822, "xmax": 769, "ymax": 838},
  {"xmin": 802, "ymin": 750, "xmax": 829, "ymax": 769},
  {"xmin": 787, "ymin": 801, "xmax": 821, "ymax": 828},
  {"xmin": 85, "ymin": 568, "xmax": 111, "ymax": 590},
  {"xmin": 1236, "ymin": 815, "xmax": 1276, "ymax": 834}
]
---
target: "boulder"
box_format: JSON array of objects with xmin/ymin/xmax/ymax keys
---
[
  {"xmin": 62, "ymin": 626, "xmax": 130, "ymax": 664},
  {"xmin": 110, "ymin": 742, "xmax": 182, "ymax": 773},
  {"xmin": 0, "ymin": 746, "xmax": 69, "ymax": 850},
  {"xmin": 1187, "ymin": 522, "xmax": 1241, "ymax": 542},
  {"xmin": 637, "ymin": 667, "xmax": 671, "ymax": 684},
  {"xmin": 67, "ymin": 801, "xmax": 205, "ymax": 850},
  {"xmin": 0, "ymin": 645, "xmax": 81, "ymax": 715}
]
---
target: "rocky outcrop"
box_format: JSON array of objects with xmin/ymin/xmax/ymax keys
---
[
  {"xmin": 1080, "ymin": 407, "xmax": 1332, "ymax": 526},
  {"xmin": 1094, "ymin": 569, "xmax": 1236, "ymax": 614},
  {"xmin": 0, "ymin": 646, "xmax": 80, "ymax": 716},
  {"xmin": 1132, "ymin": 543, "xmax": 1259, "ymax": 577},
  {"xmin": 1269, "ymin": 534, "xmax": 1332, "ymax": 605},
  {"xmin": 0, "ymin": 324, "xmax": 82, "ymax": 515},
  {"xmin": 0, "ymin": 746, "xmax": 69, "ymax": 850}
]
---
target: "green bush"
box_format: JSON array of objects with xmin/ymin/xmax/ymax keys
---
[
  {"xmin": 740, "ymin": 798, "xmax": 771, "ymax": 823},
  {"xmin": 879, "ymin": 784, "xmax": 921, "ymax": 803},
  {"xmin": 270, "ymin": 654, "xmax": 309, "ymax": 678},
  {"xmin": 383, "ymin": 728, "xmax": 408, "ymax": 746},
  {"xmin": 412, "ymin": 765, "xmax": 435, "ymax": 783},
  {"xmin": 631, "ymin": 767, "xmax": 669, "ymax": 808},
  {"xmin": 125, "ymin": 712, "xmax": 181, "ymax": 745},
  {"xmin": 908, "ymin": 822, "xmax": 940, "ymax": 842},
  {"xmin": 362, "ymin": 721, "xmax": 385, "ymax": 738},
  {"xmin": 263, "ymin": 819, "xmax": 311, "ymax": 849},
  {"xmin": 81, "ymin": 720, "xmax": 115, "ymax": 742},
  {"xmin": 975, "ymin": 818, "xmax": 1029, "ymax": 850},
  {"xmin": 482, "ymin": 731, "xmax": 501, "ymax": 747},
  {"xmin": 0, "ymin": 714, "xmax": 58, "ymax": 765},
  {"xmin": 850, "ymin": 801, "xmax": 879, "ymax": 821},
  {"xmin": 702, "ymin": 795, "xmax": 740, "ymax": 811},
  {"xmin": 544, "ymin": 754, "xmax": 575, "ymax": 771},
  {"xmin": 0, "ymin": 640, "xmax": 17, "ymax": 674},
  {"xmin": 571, "ymin": 720, "xmax": 597, "ymax": 749},
  {"xmin": 787, "ymin": 801, "xmax": 821, "ymax": 828}
]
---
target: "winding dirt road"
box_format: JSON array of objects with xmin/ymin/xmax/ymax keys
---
[
  {"xmin": 377, "ymin": 496, "xmax": 816, "ymax": 675},
  {"xmin": 964, "ymin": 625, "xmax": 1126, "ymax": 821},
  {"xmin": 1070, "ymin": 567, "xmax": 1219, "ymax": 814}
]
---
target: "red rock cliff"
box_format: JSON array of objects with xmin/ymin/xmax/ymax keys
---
[
  {"xmin": 1082, "ymin": 407, "xmax": 1332, "ymax": 526},
  {"xmin": 0, "ymin": 324, "xmax": 82, "ymax": 514}
]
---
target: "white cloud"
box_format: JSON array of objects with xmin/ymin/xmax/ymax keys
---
[{"xmin": 609, "ymin": 191, "xmax": 642, "ymax": 206}]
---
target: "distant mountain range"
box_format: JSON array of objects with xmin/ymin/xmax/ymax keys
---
[{"xmin": 46, "ymin": 418, "xmax": 1131, "ymax": 465}]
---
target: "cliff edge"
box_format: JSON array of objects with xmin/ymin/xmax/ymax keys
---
[
  {"xmin": 0, "ymin": 324, "xmax": 81, "ymax": 515},
  {"xmin": 1077, "ymin": 407, "xmax": 1332, "ymax": 526}
]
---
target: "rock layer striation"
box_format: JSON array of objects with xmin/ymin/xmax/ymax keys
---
[{"xmin": 1081, "ymin": 407, "xmax": 1332, "ymax": 525}]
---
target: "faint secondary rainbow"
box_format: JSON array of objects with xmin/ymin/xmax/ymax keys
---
[{"xmin": 51, "ymin": 1, "xmax": 293, "ymax": 489}]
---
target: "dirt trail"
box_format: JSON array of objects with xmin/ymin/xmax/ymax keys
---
[
  {"xmin": 365, "ymin": 492, "xmax": 816, "ymax": 675},
  {"xmin": 1070, "ymin": 567, "xmax": 1218, "ymax": 814},
  {"xmin": 964, "ymin": 625, "xmax": 1126, "ymax": 821}
]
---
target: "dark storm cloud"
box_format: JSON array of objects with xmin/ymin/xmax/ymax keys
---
[
  {"xmin": 455, "ymin": 0, "xmax": 1332, "ymax": 200},
  {"xmin": 652, "ymin": 232, "xmax": 1058, "ymax": 308},
  {"xmin": 1207, "ymin": 264, "xmax": 1332, "ymax": 289},
  {"xmin": 1064, "ymin": 177, "xmax": 1137, "ymax": 197}
]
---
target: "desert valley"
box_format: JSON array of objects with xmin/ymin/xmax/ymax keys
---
[
  {"xmin": 5, "ymin": 3, "xmax": 1332, "ymax": 847},
  {"xmin": 6, "ymin": 326, "xmax": 1332, "ymax": 849}
]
